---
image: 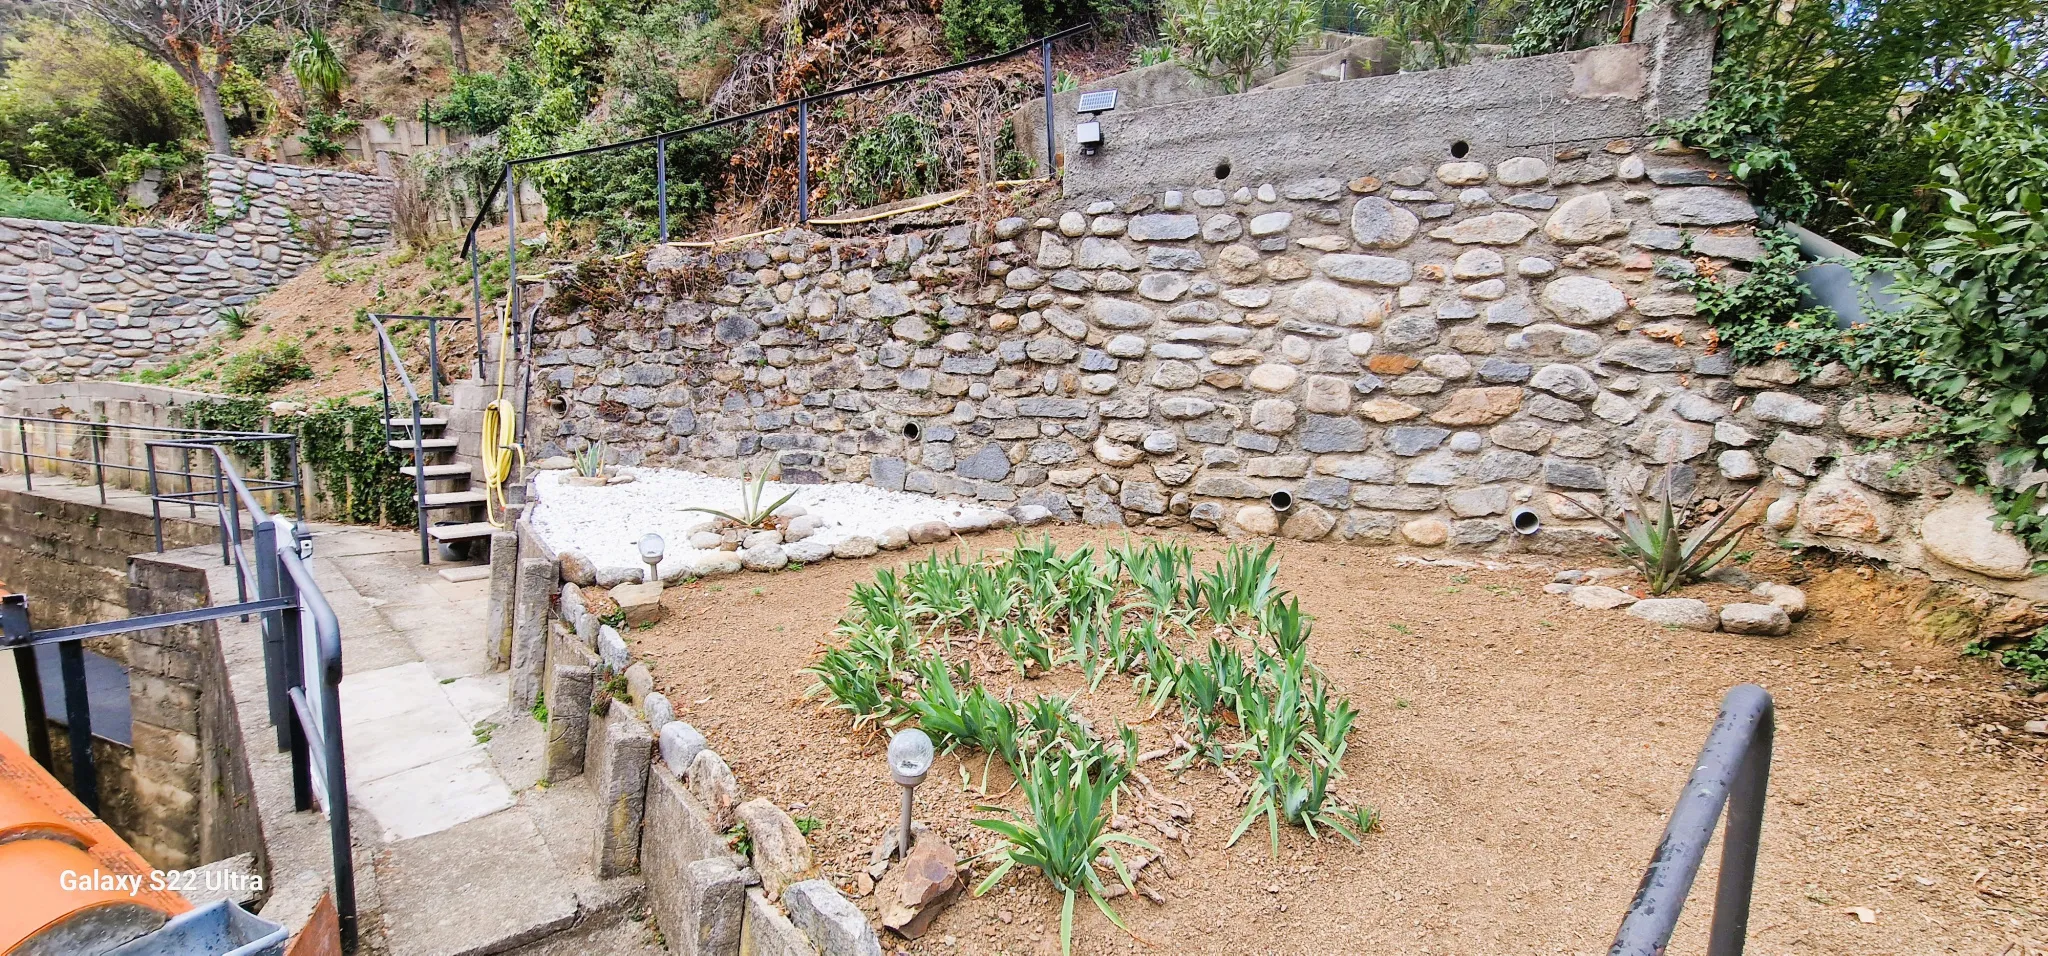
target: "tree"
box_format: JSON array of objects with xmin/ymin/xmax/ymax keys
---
[
  {"xmin": 65, "ymin": 0, "xmax": 311, "ymax": 155},
  {"xmin": 436, "ymin": 0, "xmax": 469, "ymax": 73},
  {"xmin": 1163, "ymin": 0, "xmax": 1319, "ymax": 93}
]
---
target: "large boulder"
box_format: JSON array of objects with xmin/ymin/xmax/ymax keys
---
[{"xmin": 1919, "ymin": 493, "xmax": 2035, "ymax": 580}]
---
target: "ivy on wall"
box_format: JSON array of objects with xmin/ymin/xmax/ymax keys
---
[{"xmin": 179, "ymin": 396, "xmax": 420, "ymax": 527}]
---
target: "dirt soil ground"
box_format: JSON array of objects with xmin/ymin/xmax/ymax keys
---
[{"xmin": 627, "ymin": 527, "xmax": 2048, "ymax": 956}]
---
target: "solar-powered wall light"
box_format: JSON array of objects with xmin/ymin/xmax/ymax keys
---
[{"xmin": 1076, "ymin": 89, "xmax": 1117, "ymax": 157}]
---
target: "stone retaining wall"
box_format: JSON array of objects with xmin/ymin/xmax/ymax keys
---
[
  {"xmin": 520, "ymin": 143, "xmax": 2043, "ymax": 600},
  {"xmin": 495, "ymin": 517, "xmax": 883, "ymax": 956},
  {"xmin": 0, "ymin": 156, "xmax": 393, "ymax": 381}
]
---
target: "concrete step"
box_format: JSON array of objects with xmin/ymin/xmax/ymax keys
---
[
  {"xmin": 384, "ymin": 417, "xmax": 449, "ymax": 429},
  {"xmin": 428, "ymin": 521, "xmax": 497, "ymax": 542},
  {"xmin": 399, "ymin": 463, "xmax": 474, "ymax": 479},
  {"xmin": 419, "ymin": 490, "xmax": 488, "ymax": 509},
  {"xmin": 437, "ymin": 564, "xmax": 493, "ymax": 583},
  {"xmin": 389, "ymin": 438, "xmax": 460, "ymax": 452}
]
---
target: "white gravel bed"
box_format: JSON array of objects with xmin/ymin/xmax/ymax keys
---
[{"xmin": 527, "ymin": 466, "xmax": 1015, "ymax": 581}]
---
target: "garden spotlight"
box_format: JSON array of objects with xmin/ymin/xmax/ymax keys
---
[
  {"xmin": 887, "ymin": 728, "xmax": 934, "ymax": 860},
  {"xmin": 638, "ymin": 533, "xmax": 665, "ymax": 584}
]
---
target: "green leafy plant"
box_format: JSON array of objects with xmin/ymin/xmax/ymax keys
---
[
  {"xmin": 682, "ymin": 462, "xmax": 797, "ymax": 529},
  {"xmin": 289, "ymin": 28, "xmax": 349, "ymax": 108},
  {"xmin": 824, "ymin": 113, "xmax": 948, "ymax": 214},
  {"xmin": 219, "ymin": 342, "xmax": 314, "ymax": 395},
  {"xmin": 940, "ymin": 0, "xmax": 1029, "ymax": 58},
  {"xmin": 1684, "ymin": 228, "xmax": 1848, "ymax": 376},
  {"xmin": 1964, "ymin": 627, "xmax": 2048, "ymax": 687},
  {"xmin": 973, "ymin": 749, "xmax": 1156, "ymax": 956},
  {"xmin": 1163, "ymin": 0, "xmax": 1320, "ymax": 92},
  {"xmin": 1556, "ymin": 472, "xmax": 1758, "ymax": 595},
  {"xmin": 298, "ymin": 109, "xmax": 363, "ymax": 161}
]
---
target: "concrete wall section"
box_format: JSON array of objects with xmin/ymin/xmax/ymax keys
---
[
  {"xmin": 0, "ymin": 156, "xmax": 393, "ymax": 382},
  {"xmin": 1059, "ymin": 15, "xmax": 1712, "ymax": 200}
]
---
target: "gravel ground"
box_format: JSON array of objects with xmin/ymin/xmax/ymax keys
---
[{"xmin": 527, "ymin": 467, "xmax": 1011, "ymax": 579}]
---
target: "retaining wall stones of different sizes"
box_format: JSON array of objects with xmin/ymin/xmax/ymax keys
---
[
  {"xmin": 519, "ymin": 143, "xmax": 2044, "ymax": 600},
  {"xmin": 0, "ymin": 156, "xmax": 394, "ymax": 381}
]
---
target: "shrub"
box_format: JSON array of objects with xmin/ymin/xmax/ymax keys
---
[
  {"xmin": 941, "ymin": 0, "xmax": 1030, "ymax": 58},
  {"xmin": 824, "ymin": 113, "xmax": 948, "ymax": 213},
  {"xmin": 1683, "ymin": 228, "xmax": 1847, "ymax": 375},
  {"xmin": 0, "ymin": 172, "xmax": 101, "ymax": 223},
  {"xmin": 220, "ymin": 342, "xmax": 314, "ymax": 395},
  {"xmin": 1163, "ymin": 0, "xmax": 1320, "ymax": 92},
  {"xmin": 298, "ymin": 109, "xmax": 362, "ymax": 161}
]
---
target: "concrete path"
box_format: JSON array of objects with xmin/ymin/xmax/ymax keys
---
[{"xmin": 0, "ymin": 477, "xmax": 659, "ymax": 955}]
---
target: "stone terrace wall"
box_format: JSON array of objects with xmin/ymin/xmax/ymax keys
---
[
  {"xmin": 522, "ymin": 144, "xmax": 2044, "ymax": 601},
  {"xmin": 0, "ymin": 156, "xmax": 392, "ymax": 381}
]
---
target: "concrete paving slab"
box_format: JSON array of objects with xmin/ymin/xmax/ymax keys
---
[
  {"xmin": 338, "ymin": 661, "xmax": 449, "ymax": 724},
  {"xmin": 437, "ymin": 564, "xmax": 493, "ymax": 583},
  {"xmin": 351, "ymin": 747, "xmax": 515, "ymax": 842},
  {"xmin": 345, "ymin": 707, "xmax": 479, "ymax": 782},
  {"xmin": 374, "ymin": 806, "xmax": 580, "ymax": 956},
  {"xmin": 445, "ymin": 672, "xmax": 511, "ymax": 724}
]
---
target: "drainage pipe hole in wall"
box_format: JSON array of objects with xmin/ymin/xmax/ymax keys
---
[
  {"xmin": 1213, "ymin": 159, "xmax": 1232, "ymax": 180},
  {"xmin": 1268, "ymin": 490, "xmax": 1294, "ymax": 512},
  {"xmin": 901, "ymin": 421, "xmax": 922, "ymax": 441},
  {"xmin": 1450, "ymin": 140, "xmax": 1470, "ymax": 158}
]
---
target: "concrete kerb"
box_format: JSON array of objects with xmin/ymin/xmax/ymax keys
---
[{"xmin": 546, "ymin": 567, "xmax": 876, "ymax": 955}]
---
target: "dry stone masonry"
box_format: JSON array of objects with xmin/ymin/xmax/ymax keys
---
[
  {"xmin": 525, "ymin": 143, "xmax": 2040, "ymax": 599},
  {"xmin": 0, "ymin": 156, "xmax": 393, "ymax": 381}
]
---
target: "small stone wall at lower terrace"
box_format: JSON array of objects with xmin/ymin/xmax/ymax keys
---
[
  {"xmin": 0, "ymin": 156, "xmax": 393, "ymax": 381},
  {"xmin": 522, "ymin": 141, "xmax": 2043, "ymax": 601}
]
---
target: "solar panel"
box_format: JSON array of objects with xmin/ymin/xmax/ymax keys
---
[{"xmin": 1076, "ymin": 90, "xmax": 1119, "ymax": 114}]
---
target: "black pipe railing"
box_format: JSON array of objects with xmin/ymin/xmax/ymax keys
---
[
  {"xmin": 4, "ymin": 414, "xmax": 301, "ymax": 519},
  {"xmin": 448, "ymin": 23, "xmax": 1091, "ymax": 470},
  {"xmin": 1, "ymin": 441, "xmax": 357, "ymax": 949},
  {"xmin": 370, "ymin": 313, "xmax": 435, "ymax": 565},
  {"xmin": 1611, "ymin": 683, "xmax": 1775, "ymax": 956}
]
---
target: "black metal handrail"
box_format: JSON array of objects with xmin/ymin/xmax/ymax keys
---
[
  {"xmin": 3, "ymin": 441, "xmax": 357, "ymax": 950},
  {"xmin": 1611, "ymin": 683, "xmax": 1775, "ymax": 956},
  {"xmin": 370, "ymin": 312, "xmax": 475, "ymax": 403},
  {"xmin": 5, "ymin": 413, "xmax": 301, "ymax": 514},
  {"xmin": 370, "ymin": 313, "xmax": 436, "ymax": 565}
]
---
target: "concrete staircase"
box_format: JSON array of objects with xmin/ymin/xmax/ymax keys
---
[{"xmin": 386, "ymin": 401, "xmax": 495, "ymax": 566}]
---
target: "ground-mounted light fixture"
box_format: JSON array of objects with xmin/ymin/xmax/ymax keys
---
[
  {"xmin": 887, "ymin": 728, "xmax": 934, "ymax": 860},
  {"xmin": 1075, "ymin": 89, "xmax": 1117, "ymax": 157},
  {"xmin": 638, "ymin": 533, "xmax": 666, "ymax": 584}
]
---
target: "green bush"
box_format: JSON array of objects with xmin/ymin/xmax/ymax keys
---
[
  {"xmin": 298, "ymin": 109, "xmax": 363, "ymax": 160},
  {"xmin": 220, "ymin": 342, "xmax": 315, "ymax": 395},
  {"xmin": 0, "ymin": 172, "xmax": 99, "ymax": 222},
  {"xmin": 942, "ymin": 0, "xmax": 1030, "ymax": 58}
]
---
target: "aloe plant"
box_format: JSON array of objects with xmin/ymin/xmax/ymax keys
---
[
  {"xmin": 1557, "ymin": 471, "xmax": 1758, "ymax": 595},
  {"xmin": 683, "ymin": 462, "xmax": 798, "ymax": 529}
]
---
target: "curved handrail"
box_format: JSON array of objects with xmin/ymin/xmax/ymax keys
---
[{"xmin": 1611, "ymin": 684, "xmax": 1775, "ymax": 956}]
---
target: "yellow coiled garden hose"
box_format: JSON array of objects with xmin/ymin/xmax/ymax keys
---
[{"xmin": 482, "ymin": 308, "xmax": 525, "ymax": 528}]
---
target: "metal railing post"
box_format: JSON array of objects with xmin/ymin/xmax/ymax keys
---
[
  {"xmin": 411, "ymin": 400, "xmax": 429, "ymax": 565},
  {"xmin": 213, "ymin": 452, "xmax": 232, "ymax": 568},
  {"xmin": 290, "ymin": 439, "xmax": 306, "ymax": 523},
  {"xmin": 468, "ymin": 240, "xmax": 486, "ymax": 382},
  {"xmin": 796, "ymin": 99, "xmax": 810, "ymax": 223},
  {"xmin": 56, "ymin": 638, "xmax": 97, "ymax": 813},
  {"xmin": 146, "ymin": 446, "xmax": 165, "ymax": 553},
  {"xmin": 17, "ymin": 419, "xmax": 30, "ymax": 490},
  {"xmin": 656, "ymin": 135, "xmax": 669, "ymax": 243},
  {"xmin": 90, "ymin": 422, "xmax": 105, "ymax": 504},
  {"xmin": 1041, "ymin": 37, "xmax": 1057, "ymax": 176},
  {"xmin": 428, "ymin": 317, "xmax": 442, "ymax": 404},
  {"xmin": 1611, "ymin": 684, "xmax": 1775, "ymax": 956},
  {"xmin": 505, "ymin": 165, "xmax": 521, "ymax": 357},
  {"xmin": 255, "ymin": 517, "xmax": 291, "ymax": 749}
]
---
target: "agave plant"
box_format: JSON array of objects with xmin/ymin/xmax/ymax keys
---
[
  {"xmin": 1557, "ymin": 471, "xmax": 1757, "ymax": 595},
  {"xmin": 573, "ymin": 441, "xmax": 605, "ymax": 478},
  {"xmin": 683, "ymin": 462, "xmax": 798, "ymax": 529}
]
